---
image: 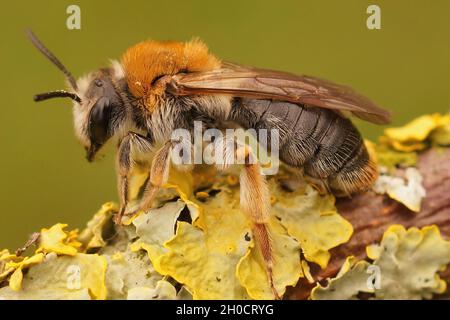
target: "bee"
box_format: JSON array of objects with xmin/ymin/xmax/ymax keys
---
[{"xmin": 28, "ymin": 30, "xmax": 390, "ymax": 299}]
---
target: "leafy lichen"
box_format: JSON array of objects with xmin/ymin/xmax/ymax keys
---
[
  {"xmin": 0, "ymin": 172, "xmax": 352, "ymax": 299},
  {"xmin": 312, "ymin": 225, "xmax": 450, "ymax": 300}
]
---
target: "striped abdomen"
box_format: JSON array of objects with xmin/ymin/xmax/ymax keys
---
[{"xmin": 229, "ymin": 98, "xmax": 378, "ymax": 196}]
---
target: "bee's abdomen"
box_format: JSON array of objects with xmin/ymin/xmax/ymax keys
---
[{"xmin": 229, "ymin": 98, "xmax": 378, "ymax": 195}]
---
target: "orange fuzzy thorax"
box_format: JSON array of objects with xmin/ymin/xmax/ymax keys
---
[{"xmin": 121, "ymin": 39, "xmax": 221, "ymax": 111}]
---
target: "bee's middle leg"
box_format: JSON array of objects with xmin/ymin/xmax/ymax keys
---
[{"xmin": 125, "ymin": 140, "xmax": 173, "ymax": 217}]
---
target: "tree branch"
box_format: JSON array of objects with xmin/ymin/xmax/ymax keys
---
[{"xmin": 286, "ymin": 148, "xmax": 450, "ymax": 299}]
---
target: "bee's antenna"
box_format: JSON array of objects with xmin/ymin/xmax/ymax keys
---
[
  {"xmin": 34, "ymin": 90, "xmax": 81, "ymax": 103},
  {"xmin": 27, "ymin": 29, "xmax": 78, "ymax": 91}
]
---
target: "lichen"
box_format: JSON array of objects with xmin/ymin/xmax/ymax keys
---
[
  {"xmin": 381, "ymin": 113, "xmax": 450, "ymax": 151},
  {"xmin": 373, "ymin": 167, "xmax": 426, "ymax": 212},
  {"xmin": 0, "ymin": 173, "xmax": 352, "ymax": 299},
  {"xmin": 312, "ymin": 225, "xmax": 450, "ymax": 300}
]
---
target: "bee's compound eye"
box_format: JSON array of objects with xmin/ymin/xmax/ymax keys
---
[{"xmin": 94, "ymin": 79, "xmax": 103, "ymax": 87}]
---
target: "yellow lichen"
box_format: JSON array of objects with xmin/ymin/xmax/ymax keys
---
[
  {"xmin": 7, "ymin": 253, "xmax": 44, "ymax": 291},
  {"xmin": 271, "ymin": 183, "xmax": 353, "ymax": 268},
  {"xmin": 131, "ymin": 180, "xmax": 345, "ymax": 299},
  {"xmin": 78, "ymin": 202, "xmax": 117, "ymax": 251},
  {"xmin": 148, "ymin": 188, "xmax": 252, "ymax": 299},
  {"xmin": 2, "ymin": 253, "xmax": 107, "ymax": 299},
  {"xmin": 236, "ymin": 216, "xmax": 303, "ymax": 299},
  {"xmin": 36, "ymin": 223, "xmax": 81, "ymax": 256},
  {"xmin": 382, "ymin": 113, "xmax": 450, "ymax": 152}
]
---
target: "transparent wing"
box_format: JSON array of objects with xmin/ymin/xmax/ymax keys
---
[{"xmin": 167, "ymin": 62, "xmax": 391, "ymax": 124}]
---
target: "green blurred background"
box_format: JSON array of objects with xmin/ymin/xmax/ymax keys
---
[{"xmin": 1, "ymin": 0, "xmax": 449, "ymax": 249}]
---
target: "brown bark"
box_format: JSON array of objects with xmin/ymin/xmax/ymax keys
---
[{"xmin": 286, "ymin": 148, "xmax": 450, "ymax": 299}]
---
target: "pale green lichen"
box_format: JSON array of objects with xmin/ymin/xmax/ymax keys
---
[
  {"xmin": 311, "ymin": 257, "xmax": 373, "ymax": 300},
  {"xmin": 0, "ymin": 175, "xmax": 352, "ymax": 300},
  {"xmin": 312, "ymin": 225, "xmax": 450, "ymax": 300}
]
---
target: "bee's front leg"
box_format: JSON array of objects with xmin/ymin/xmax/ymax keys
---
[{"xmin": 115, "ymin": 132, "xmax": 155, "ymax": 225}]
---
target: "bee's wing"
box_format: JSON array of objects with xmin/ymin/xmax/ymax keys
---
[{"xmin": 168, "ymin": 62, "xmax": 391, "ymax": 124}]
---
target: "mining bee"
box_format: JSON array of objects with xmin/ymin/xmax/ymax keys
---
[{"xmin": 28, "ymin": 30, "xmax": 390, "ymax": 298}]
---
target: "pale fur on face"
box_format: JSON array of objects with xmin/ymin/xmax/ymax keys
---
[
  {"xmin": 110, "ymin": 59, "xmax": 125, "ymax": 79},
  {"xmin": 71, "ymin": 60, "xmax": 132, "ymax": 149},
  {"xmin": 72, "ymin": 72, "xmax": 95, "ymax": 148}
]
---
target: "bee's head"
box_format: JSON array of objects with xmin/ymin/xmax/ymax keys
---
[
  {"xmin": 72, "ymin": 66, "xmax": 129, "ymax": 161},
  {"xmin": 28, "ymin": 30, "xmax": 130, "ymax": 162}
]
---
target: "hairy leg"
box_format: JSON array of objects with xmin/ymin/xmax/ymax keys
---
[
  {"xmin": 238, "ymin": 146, "xmax": 280, "ymax": 299},
  {"xmin": 304, "ymin": 175, "xmax": 331, "ymax": 195},
  {"xmin": 125, "ymin": 140, "xmax": 173, "ymax": 216},
  {"xmin": 115, "ymin": 132, "xmax": 155, "ymax": 224},
  {"xmin": 214, "ymin": 136, "xmax": 279, "ymax": 299}
]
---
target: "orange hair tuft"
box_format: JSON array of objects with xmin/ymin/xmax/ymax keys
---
[{"xmin": 121, "ymin": 38, "xmax": 220, "ymax": 111}]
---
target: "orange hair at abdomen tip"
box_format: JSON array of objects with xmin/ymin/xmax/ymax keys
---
[{"xmin": 121, "ymin": 38, "xmax": 221, "ymax": 108}]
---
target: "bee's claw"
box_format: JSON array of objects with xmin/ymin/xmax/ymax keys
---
[
  {"xmin": 113, "ymin": 207, "xmax": 127, "ymax": 226},
  {"xmin": 113, "ymin": 205, "xmax": 150, "ymax": 225},
  {"xmin": 124, "ymin": 209, "xmax": 139, "ymax": 217},
  {"xmin": 112, "ymin": 213, "xmax": 123, "ymax": 226},
  {"xmin": 305, "ymin": 176, "xmax": 330, "ymax": 195}
]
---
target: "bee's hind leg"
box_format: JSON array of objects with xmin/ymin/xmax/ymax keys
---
[
  {"xmin": 235, "ymin": 145, "xmax": 280, "ymax": 299},
  {"xmin": 115, "ymin": 132, "xmax": 155, "ymax": 225},
  {"xmin": 304, "ymin": 175, "xmax": 331, "ymax": 195}
]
